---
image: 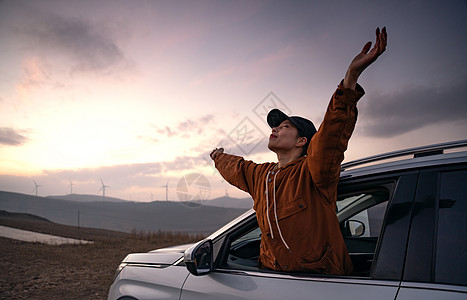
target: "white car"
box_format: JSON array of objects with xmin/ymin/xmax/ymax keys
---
[{"xmin": 108, "ymin": 140, "xmax": 467, "ymax": 300}]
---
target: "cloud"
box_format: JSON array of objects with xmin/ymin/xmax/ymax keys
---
[
  {"xmin": 156, "ymin": 126, "xmax": 176, "ymax": 138},
  {"xmin": 0, "ymin": 157, "xmax": 197, "ymax": 199},
  {"xmin": 358, "ymin": 78, "xmax": 467, "ymax": 138},
  {"xmin": 150, "ymin": 114, "xmax": 271, "ymax": 158},
  {"xmin": 43, "ymin": 155, "xmax": 205, "ymax": 188},
  {"xmin": 20, "ymin": 13, "xmax": 130, "ymax": 74},
  {"xmin": 15, "ymin": 57, "xmax": 52, "ymax": 95},
  {"xmin": 0, "ymin": 127, "xmax": 29, "ymax": 146},
  {"xmin": 190, "ymin": 44, "xmax": 298, "ymax": 88},
  {"xmin": 151, "ymin": 114, "xmax": 215, "ymax": 139}
]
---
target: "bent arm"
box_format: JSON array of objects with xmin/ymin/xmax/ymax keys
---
[
  {"xmin": 213, "ymin": 152, "xmax": 261, "ymax": 195},
  {"xmin": 307, "ymin": 83, "xmax": 364, "ymax": 202}
]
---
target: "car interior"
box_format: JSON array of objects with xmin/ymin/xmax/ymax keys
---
[
  {"xmin": 337, "ymin": 189, "xmax": 389, "ymax": 276},
  {"xmin": 220, "ymin": 186, "xmax": 391, "ymax": 278}
]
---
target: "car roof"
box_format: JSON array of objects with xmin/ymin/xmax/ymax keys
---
[{"xmin": 341, "ymin": 139, "xmax": 467, "ymax": 179}]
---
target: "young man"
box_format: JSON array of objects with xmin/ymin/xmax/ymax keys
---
[{"xmin": 210, "ymin": 27, "xmax": 387, "ymax": 275}]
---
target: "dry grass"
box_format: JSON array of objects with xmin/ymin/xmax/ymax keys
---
[{"xmin": 0, "ymin": 216, "xmax": 205, "ymax": 299}]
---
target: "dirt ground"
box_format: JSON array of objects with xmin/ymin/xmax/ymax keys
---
[{"xmin": 0, "ymin": 215, "xmax": 204, "ymax": 299}]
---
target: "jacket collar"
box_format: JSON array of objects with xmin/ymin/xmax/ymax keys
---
[{"xmin": 275, "ymin": 156, "xmax": 306, "ymax": 170}]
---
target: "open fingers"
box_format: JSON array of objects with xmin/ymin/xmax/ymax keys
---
[
  {"xmin": 375, "ymin": 26, "xmax": 387, "ymax": 54},
  {"xmin": 364, "ymin": 26, "xmax": 388, "ymax": 56},
  {"xmin": 380, "ymin": 27, "xmax": 387, "ymax": 51},
  {"xmin": 361, "ymin": 41, "xmax": 372, "ymax": 54}
]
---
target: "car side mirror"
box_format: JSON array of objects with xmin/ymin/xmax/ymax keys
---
[
  {"xmin": 184, "ymin": 239, "xmax": 213, "ymax": 276},
  {"xmin": 344, "ymin": 220, "xmax": 366, "ymax": 237}
]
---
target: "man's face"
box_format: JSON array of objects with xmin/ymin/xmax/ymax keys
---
[{"xmin": 268, "ymin": 120, "xmax": 303, "ymax": 153}]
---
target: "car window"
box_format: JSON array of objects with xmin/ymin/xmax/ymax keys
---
[
  {"xmin": 337, "ymin": 194, "xmax": 368, "ymax": 213},
  {"xmin": 337, "ymin": 189, "xmax": 389, "ymax": 235},
  {"xmin": 344, "ymin": 201, "xmax": 388, "ymax": 238},
  {"xmin": 224, "ymin": 223, "xmax": 261, "ymax": 270},
  {"xmin": 337, "ymin": 188, "xmax": 390, "ymax": 277},
  {"xmin": 435, "ymin": 169, "xmax": 467, "ymax": 286},
  {"xmin": 231, "ymin": 226, "xmax": 261, "ymax": 247}
]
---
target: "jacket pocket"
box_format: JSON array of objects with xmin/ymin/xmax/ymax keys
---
[
  {"xmin": 297, "ymin": 243, "xmax": 343, "ymax": 275},
  {"xmin": 275, "ymin": 196, "xmax": 307, "ymax": 220}
]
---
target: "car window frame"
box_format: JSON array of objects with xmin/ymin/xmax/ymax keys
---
[
  {"xmin": 403, "ymin": 163, "xmax": 467, "ymax": 286},
  {"xmin": 337, "ymin": 174, "xmax": 417, "ymax": 281}
]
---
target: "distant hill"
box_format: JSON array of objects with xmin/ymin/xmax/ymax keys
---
[
  {"xmin": 0, "ymin": 210, "xmax": 52, "ymax": 223},
  {"xmin": 0, "ymin": 209, "xmax": 133, "ymax": 241},
  {"xmin": 190, "ymin": 196, "xmax": 253, "ymax": 209},
  {"xmin": 47, "ymin": 194, "xmax": 129, "ymax": 203},
  {"xmin": 0, "ymin": 191, "xmax": 251, "ymax": 234},
  {"xmin": 46, "ymin": 193, "xmax": 254, "ymax": 209}
]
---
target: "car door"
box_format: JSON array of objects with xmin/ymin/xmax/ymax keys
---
[
  {"xmin": 396, "ymin": 166, "xmax": 467, "ymax": 299},
  {"xmin": 180, "ymin": 174, "xmax": 418, "ymax": 300}
]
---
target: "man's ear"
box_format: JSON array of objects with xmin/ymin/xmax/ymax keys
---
[{"xmin": 296, "ymin": 137, "xmax": 307, "ymax": 147}]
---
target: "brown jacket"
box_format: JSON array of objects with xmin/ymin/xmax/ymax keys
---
[{"xmin": 214, "ymin": 83, "xmax": 364, "ymax": 275}]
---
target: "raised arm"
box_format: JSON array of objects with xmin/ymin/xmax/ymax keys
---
[
  {"xmin": 309, "ymin": 27, "xmax": 387, "ymax": 203},
  {"xmin": 344, "ymin": 27, "xmax": 387, "ymax": 90},
  {"xmin": 211, "ymin": 148, "xmax": 266, "ymax": 196},
  {"xmin": 308, "ymin": 84, "xmax": 363, "ymax": 203}
]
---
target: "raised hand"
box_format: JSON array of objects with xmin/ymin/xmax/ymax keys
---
[
  {"xmin": 344, "ymin": 27, "xmax": 387, "ymax": 90},
  {"xmin": 210, "ymin": 147, "xmax": 224, "ymax": 160}
]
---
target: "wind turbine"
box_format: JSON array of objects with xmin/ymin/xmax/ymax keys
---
[
  {"xmin": 98, "ymin": 178, "xmax": 110, "ymax": 198},
  {"xmin": 161, "ymin": 181, "xmax": 168, "ymax": 201},
  {"xmin": 32, "ymin": 180, "xmax": 42, "ymax": 197},
  {"xmin": 69, "ymin": 179, "xmax": 74, "ymax": 194}
]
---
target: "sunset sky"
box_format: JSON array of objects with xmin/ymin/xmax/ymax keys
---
[{"xmin": 1, "ymin": 0, "xmax": 466, "ymax": 202}]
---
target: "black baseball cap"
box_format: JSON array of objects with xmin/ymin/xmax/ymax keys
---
[{"xmin": 267, "ymin": 109, "xmax": 317, "ymax": 152}]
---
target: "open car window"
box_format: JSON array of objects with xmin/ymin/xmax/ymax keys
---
[
  {"xmin": 222, "ymin": 221, "xmax": 261, "ymax": 270},
  {"xmin": 220, "ymin": 184, "xmax": 392, "ymax": 277},
  {"xmin": 337, "ymin": 186, "xmax": 391, "ymax": 277},
  {"xmin": 338, "ymin": 192, "xmax": 389, "ymax": 239}
]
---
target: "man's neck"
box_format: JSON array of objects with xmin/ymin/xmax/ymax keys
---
[{"xmin": 276, "ymin": 151, "xmax": 302, "ymax": 168}]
